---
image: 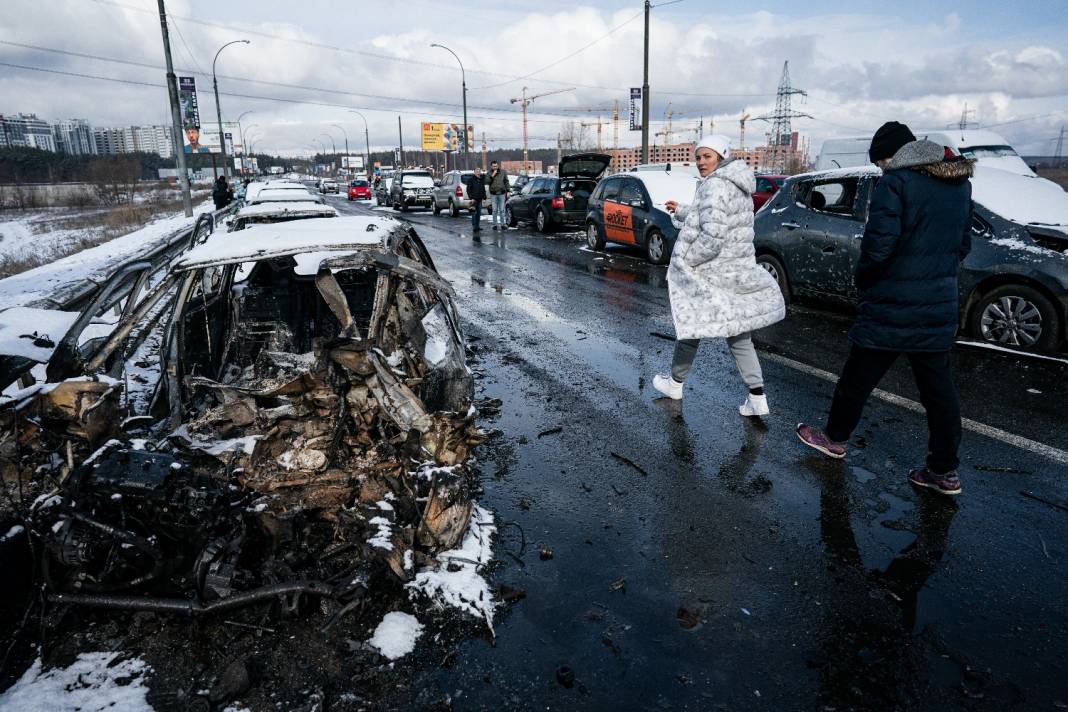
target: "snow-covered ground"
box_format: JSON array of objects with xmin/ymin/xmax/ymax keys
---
[
  {"xmin": 0, "ymin": 652, "xmax": 153, "ymax": 712},
  {"xmin": 0, "ymin": 199, "xmax": 213, "ymax": 311}
]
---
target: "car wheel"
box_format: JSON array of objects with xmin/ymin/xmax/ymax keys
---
[
  {"xmin": 448, "ymin": 200, "xmax": 459, "ymax": 217},
  {"xmin": 586, "ymin": 221, "xmax": 605, "ymax": 251},
  {"xmin": 970, "ymin": 284, "xmax": 1060, "ymax": 352},
  {"xmin": 506, "ymin": 206, "xmax": 518, "ymax": 228},
  {"xmin": 645, "ymin": 229, "xmax": 668, "ymax": 264},
  {"xmin": 535, "ymin": 208, "xmax": 551, "ymax": 233},
  {"xmin": 756, "ymin": 253, "xmax": 791, "ymax": 305},
  {"xmin": 433, "ymin": 201, "xmax": 441, "ymax": 215}
]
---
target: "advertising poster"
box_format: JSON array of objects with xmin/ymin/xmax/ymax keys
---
[
  {"xmin": 183, "ymin": 123, "xmax": 242, "ymax": 154},
  {"xmin": 421, "ymin": 122, "xmax": 474, "ymax": 151},
  {"xmin": 629, "ymin": 87, "xmax": 642, "ymax": 131}
]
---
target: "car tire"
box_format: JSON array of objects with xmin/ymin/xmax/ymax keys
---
[
  {"xmin": 645, "ymin": 229, "xmax": 668, "ymax": 264},
  {"xmin": 756, "ymin": 253, "xmax": 791, "ymax": 305},
  {"xmin": 399, "ymin": 200, "xmax": 408, "ymax": 212},
  {"xmin": 506, "ymin": 206, "xmax": 518, "ymax": 228},
  {"xmin": 535, "ymin": 208, "xmax": 552, "ymax": 233},
  {"xmin": 433, "ymin": 201, "xmax": 441, "ymax": 215},
  {"xmin": 586, "ymin": 221, "xmax": 606, "ymax": 251},
  {"xmin": 449, "ymin": 200, "xmax": 459, "ymax": 218},
  {"xmin": 970, "ymin": 284, "xmax": 1061, "ymax": 352}
]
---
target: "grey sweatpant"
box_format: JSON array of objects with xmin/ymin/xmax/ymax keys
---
[{"xmin": 671, "ymin": 333, "xmax": 764, "ymax": 389}]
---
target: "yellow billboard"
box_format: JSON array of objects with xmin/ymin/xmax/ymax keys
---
[{"xmin": 421, "ymin": 122, "xmax": 474, "ymax": 151}]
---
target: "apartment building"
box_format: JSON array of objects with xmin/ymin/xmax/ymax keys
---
[
  {"xmin": 0, "ymin": 113, "xmax": 57, "ymax": 151},
  {"xmin": 52, "ymin": 119, "xmax": 98, "ymax": 155}
]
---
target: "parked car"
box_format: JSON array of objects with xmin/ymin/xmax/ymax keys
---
[
  {"xmin": 374, "ymin": 177, "xmax": 392, "ymax": 206},
  {"xmin": 753, "ymin": 166, "xmax": 1068, "ymax": 353},
  {"xmin": 432, "ymin": 171, "xmax": 489, "ymax": 216},
  {"xmin": 584, "ymin": 171, "xmax": 697, "ymax": 264},
  {"xmin": 347, "ymin": 179, "xmax": 372, "ymax": 201},
  {"xmin": 389, "ymin": 170, "xmax": 435, "ymax": 211},
  {"xmin": 504, "ymin": 153, "xmax": 612, "ymax": 232},
  {"xmin": 229, "ymin": 200, "xmax": 338, "ymax": 230},
  {"xmin": 508, "ymin": 174, "xmax": 533, "ymax": 196},
  {"xmin": 319, "ymin": 179, "xmax": 340, "ymax": 194},
  {"xmin": 753, "ymin": 174, "xmax": 786, "ymax": 212}
]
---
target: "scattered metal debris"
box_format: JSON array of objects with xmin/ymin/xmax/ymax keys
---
[{"xmin": 610, "ymin": 451, "xmax": 649, "ymax": 476}]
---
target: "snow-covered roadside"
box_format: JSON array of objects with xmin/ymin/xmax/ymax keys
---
[
  {"xmin": 0, "ymin": 199, "xmax": 213, "ymax": 312},
  {"xmin": 0, "ymin": 652, "xmax": 153, "ymax": 712}
]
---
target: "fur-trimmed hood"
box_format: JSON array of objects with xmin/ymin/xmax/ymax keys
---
[{"xmin": 885, "ymin": 139, "xmax": 975, "ymax": 181}]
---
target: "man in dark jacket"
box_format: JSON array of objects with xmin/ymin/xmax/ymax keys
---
[
  {"xmin": 467, "ymin": 167, "xmax": 487, "ymax": 233},
  {"xmin": 212, "ymin": 176, "xmax": 233, "ymax": 210},
  {"xmin": 487, "ymin": 161, "xmax": 510, "ymax": 229},
  {"xmin": 797, "ymin": 121, "xmax": 974, "ymax": 496}
]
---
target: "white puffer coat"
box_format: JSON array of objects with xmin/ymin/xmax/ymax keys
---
[{"xmin": 668, "ymin": 158, "xmax": 786, "ymax": 340}]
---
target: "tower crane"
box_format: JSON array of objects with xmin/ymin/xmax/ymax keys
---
[
  {"xmin": 510, "ymin": 86, "xmax": 575, "ymax": 167},
  {"xmin": 739, "ymin": 112, "xmax": 751, "ymax": 151}
]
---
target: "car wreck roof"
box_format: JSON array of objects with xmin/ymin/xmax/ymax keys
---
[
  {"xmin": 234, "ymin": 201, "xmax": 339, "ymax": 218},
  {"xmin": 173, "ymin": 216, "xmax": 402, "ymax": 270},
  {"xmin": 248, "ymin": 189, "xmax": 321, "ymax": 204}
]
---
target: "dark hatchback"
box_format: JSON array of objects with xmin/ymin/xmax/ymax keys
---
[
  {"xmin": 504, "ymin": 153, "xmax": 612, "ymax": 232},
  {"xmin": 584, "ymin": 171, "xmax": 697, "ymax": 264},
  {"xmin": 753, "ymin": 167, "xmax": 1068, "ymax": 353}
]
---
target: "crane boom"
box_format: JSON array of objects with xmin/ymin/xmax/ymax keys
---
[{"xmin": 510, "ymin": 86, "xmax": 576, "ymax": 167}]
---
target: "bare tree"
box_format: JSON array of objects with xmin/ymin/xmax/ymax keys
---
[
  {"xmin": 559, "ymin": 121, "xmax": 593, "ymax": 152},
  {"xmin": 86, "ymin": 156, "xmax": 140, "ymax": 205}
]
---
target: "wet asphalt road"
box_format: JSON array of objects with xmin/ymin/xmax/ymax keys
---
[{"xmin": 335, "ymin": 196, "xmax": 1068, "ymax": 711}]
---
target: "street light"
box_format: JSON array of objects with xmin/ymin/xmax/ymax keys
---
[
  {"xmin": 348, "ymin": 110, "xmax": 372, "ymax": 177},
  {"xmin": 212, "ymin": 39, "xmax": 250, "ymax": 180},
  {"xmin": 430, "ymin": 43, "xmax": 468, "ymax": 162},
  {"xmin": 237, "ymin": 116, "xmax": 256, "ymax": 175},
  {"xmin": 331, "ymin": 123, "xmax": 349, "ymax": 168},
  {"xmin": 320, "ymin": 133, "xmax": 337, "ymax": 172}
]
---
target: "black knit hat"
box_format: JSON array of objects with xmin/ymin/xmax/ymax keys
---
[{"xmin": 869, "ymin": 121, "xmax": 916, "ymax": 163}]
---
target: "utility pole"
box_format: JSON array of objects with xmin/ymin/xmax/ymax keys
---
[
  {"xmin": 753, "ymin": 61, "xmax": 810, "ymax": 173},
  {"xmin": 510, "ymin": 85, "xmax": 575, "ymax": 166},
  {"xmin": 556, "ymin": 133, "xmax": 562, "ymax": 166},
  {"xmin": 1055, "ymin": 125, "xmax": 1066, "ymax": 168},
  {"xmin": 481, "ymin": 131, "xmax": 488, "ymax": 170},
  {"xmin": 332, "ymin": 123, "xmax": 349, "ymax": 172},
  {"xmin": 156, "ymin": 0, "xmax": 192, "ymax": 216},
  {"xmin": 397, "ymin": 116, "xmax": 404, "ymax": 167},
  {"xmin": 641, "ymin": 0, "xmax": 651, "ymax": 164}
]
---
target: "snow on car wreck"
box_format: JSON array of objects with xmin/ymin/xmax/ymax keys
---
[{"xmin": 0, "ymin": 216, "xmax": 491, "ymax": 629}]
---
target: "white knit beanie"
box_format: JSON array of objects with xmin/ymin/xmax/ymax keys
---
[{"xmin": 696, "ymin": 134, "xmax": 731, "ymax": 159}]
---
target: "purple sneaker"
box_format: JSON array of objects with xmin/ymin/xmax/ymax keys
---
[
  {"xmin": 908, "ymin": 468, "xmax": 962, "ymax": 496},
  {"xmin": 796, "ymin": 423, "xmax": 846, "ymax": 459}
]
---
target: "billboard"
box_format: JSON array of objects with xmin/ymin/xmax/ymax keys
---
[
  {"xmin": 629, "ymin": 87, "xmax": 642, "ymax": 131},
  {"xmin": 421, "ymin": 122, "xmax": 474, "ymax": 151},
  {"xmin": 341, "ymin": 155, "xmax": 364, "ymax": 169},
  {"xmin": 183, "ymin": 122, "xmax": 242, "ymax": 154},
  {"xmin": 178, "ymin": 76, "xmax": 200, "ymax": 130}
]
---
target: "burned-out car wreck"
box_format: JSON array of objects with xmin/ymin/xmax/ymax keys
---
[{"xmin": 0, "ymin": 216, "xmax": 494, "ymax": 691}]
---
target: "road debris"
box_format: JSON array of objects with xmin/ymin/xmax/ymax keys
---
[
  {"xmin": 608, "ymin": 577, "xmax": 627, "ymax": 593},
  {"xmin": 537, "ymin": 426, "xmax": 563, "ymax": 438},
  {"xmin": 610, "ymin": 451, "xmax": 649, "ymax": 476}
]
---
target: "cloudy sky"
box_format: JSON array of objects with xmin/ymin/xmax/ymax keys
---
[{"xmin": 2, "ymin": 0, "xmax": 1067, "ymax": 157}]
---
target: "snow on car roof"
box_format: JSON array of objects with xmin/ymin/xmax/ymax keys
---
[
  {"xmin": 789, "ymin": 165, "xmax": 882, "ymax": 181},
  {"xmin": 248, "ymin": 189, "xmax": 321, "ymax": 204},
  {"xmin": 971, "ymin": 166, "xmax": 1068, "ymax": 232},
  {"xmin": 235, "ymin": 201, "xmax": 338, "ymax": 218},
  {"xmin": 173, "ymin": 216, "xmax": 398, "ymax": 270}
]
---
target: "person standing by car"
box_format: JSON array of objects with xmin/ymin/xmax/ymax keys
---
[
  {"xmin": 212, "ymin": 175, "xmax": 233, "ymax": 210},
  {"xmin": 487, "ymin": 161, "xmax": 510, "ymax": 229},
  {"xmin": 468, "ymin": 166, "xmax": 487, "ymax": 233},
  {"xmin": 796, "ymin": 121, "xmax": 974, "ymax": 497},
  {"xmin": 653, "ymin": 135, "xmax": 786, "ymax": 416}
]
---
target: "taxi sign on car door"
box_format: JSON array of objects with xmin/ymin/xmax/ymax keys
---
[{"xmin": 604, "ymin": 202, "xmax": 635, "ymax": 244}]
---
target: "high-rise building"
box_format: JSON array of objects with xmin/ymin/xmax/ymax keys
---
[
  {"xmin": 93, "ymin": 127, "xmax": 134, "ymax": 155},
  {"xmin": 0, "ymin": 113, "xmax": 57, "ymax": 151},
  {"xmin": 132, "ymin": 125, "xmax": 174, "ymax": 158},
  {"xmin": 52, "ymin": 119, "xmax": 98, "ymax": 155}
]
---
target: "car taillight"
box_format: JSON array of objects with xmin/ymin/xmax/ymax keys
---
[
  {"xmin": 551, "ymin": 196, "xmax": 564, "ymax": 209},
  {"xmin": 455, "ymin": 186, "xmax": 463, "ymax": 197}
]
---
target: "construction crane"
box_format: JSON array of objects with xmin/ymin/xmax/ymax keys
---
[
  {"xmin": 739, "ymin": 113, "xmax": 751, "ymax": 151},
  {"xmin": 510, "ymin": 86, "xmax": 575, "ymax": 168}
]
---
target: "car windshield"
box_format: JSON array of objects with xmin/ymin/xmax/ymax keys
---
[
  {"xmin": 352, "ymin": 180, "xmax": 369, "ymax": 187},
  {"xmin": 403, "ymin": 174, "xmax": 434, "ymax": 188},
  {"xmin": 960, "ymin": 145, "xmax": 1019, "ymax": 159}
]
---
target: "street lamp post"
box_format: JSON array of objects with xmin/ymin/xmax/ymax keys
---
[
  {"xmin": 212, "ymin": 39, "xmax": 250, "ymax": 181},
  {"xmin": 236, "ymin": 111, "xmax": 253, "ymax": 174},
  {"xmin": 430, "ymin": 43, "xmax": 468, "ymax": 164},
  {"xmin": 320, "ymin": 133, "xmax": 336, "ymax": 172},
  {"xmin": 241, "ymin": 122, "xmax": 259, "ymax": 174},
  {"xmin": 312, "ymin": 138, "xmax": 326, "ymax": 174},
  {"xmin": 348, "ymin": 110, "xmax": 372, "ymax": 178},
  {"xmin": 331, "ymin": 123, "xmax": 349, "ymax": 171}
]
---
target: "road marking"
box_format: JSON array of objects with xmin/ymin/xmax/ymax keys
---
[{"xmin": 761, "ymin": 351, "xmax": 1068, "ymax": 466}]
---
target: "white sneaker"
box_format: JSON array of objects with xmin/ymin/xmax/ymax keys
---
[
  {"xmin": 653, "ymin": 373, "xmax": 683, "ymax": 400},
  {"xmin": 739, "ymin": 393, "xmax": 769, "ymax": 417}
]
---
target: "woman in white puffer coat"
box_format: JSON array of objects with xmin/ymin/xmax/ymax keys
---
[{"xmin": 652, "ymin": 135, "xmax": 786, "ymax": 416}]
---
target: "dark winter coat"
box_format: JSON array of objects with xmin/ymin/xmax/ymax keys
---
[
  {"xmin": 467, "ymin": 174, "xmax": 487, "ymax": 201},
  {"xmin": 488, "ymin": 168, "xmax": 510, "ymax": 195},
  {"xmin": 850, "ymin": 140, "xmax": 974, "ymax": 352},
  {"xmin": 212, "ymin": 179, "xmax": 233, "ymax": 210}
]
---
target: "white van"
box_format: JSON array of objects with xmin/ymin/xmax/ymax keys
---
[{"xmin": 815, "ymin": 129, "xmax": 1035, "ymax": 176}]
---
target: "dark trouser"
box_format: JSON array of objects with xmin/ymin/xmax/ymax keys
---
[
  {"xmin": 826, "ymin": 345, "xmax": 961, "ymax": 474},
  {"xmin": 471, "ymin": 200, "xmax": 482, "ymax": 231}
]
